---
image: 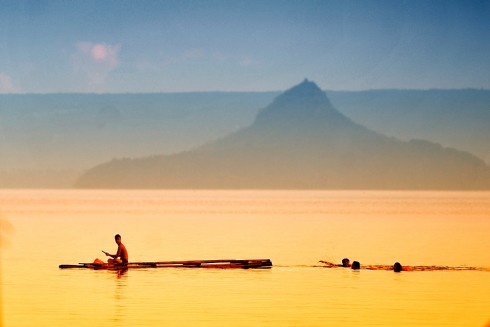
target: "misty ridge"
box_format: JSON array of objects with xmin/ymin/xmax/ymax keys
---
[{"xmin": 1, "ymin": 80, "xmax": 490, "ymax": 189}]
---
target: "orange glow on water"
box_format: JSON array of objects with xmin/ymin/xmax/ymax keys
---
[{"xmin": 1, "ymin": 190, "xmax": 490, "ymax": 326}]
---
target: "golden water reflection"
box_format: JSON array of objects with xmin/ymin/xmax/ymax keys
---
[
  {"xmin": 0, "ymin": 214, "xmax": 15, "ymax": 327},
  {"xmin": 1, "ymin": 190, "xmax": 490, "ymax": 326},
  {"xmin": 112, "ymin": 271, "xmax": 128, "ymax": 324}
]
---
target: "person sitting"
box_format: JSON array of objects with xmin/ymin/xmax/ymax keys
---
[{"xmin": 103, "ymin": 234, "xmax": 129, "ymax": 265}]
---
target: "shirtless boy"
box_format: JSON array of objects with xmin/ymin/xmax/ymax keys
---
[{"xmin": 103, "ymin": 234, "xmax": 129, "ymax": 265}]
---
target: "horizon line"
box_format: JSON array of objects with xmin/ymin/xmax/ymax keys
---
[{"xmin": 1, "ymin": 87, "xmax": 490, "ymax": 96}]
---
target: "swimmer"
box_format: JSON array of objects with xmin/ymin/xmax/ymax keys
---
[
  {"xmin": 351, "ymin": 261, "xmax": 361, "ymax": 270},
  {"xmin": 341, "ymin": 258, "xmax": 351, "ymax": 267},
  {"xmin": 319, "ymin": 258, "xmax": 352, "ymax": 268}
]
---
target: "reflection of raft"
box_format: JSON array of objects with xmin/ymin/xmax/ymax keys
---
[{"xmin": 59, "ymin": 259, "xmax": 273, "ymax": 270}]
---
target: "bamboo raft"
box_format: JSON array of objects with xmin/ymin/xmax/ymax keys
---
[{"xmin": 59, "ymin": 259, "xmax": 273, "ymax": 270}]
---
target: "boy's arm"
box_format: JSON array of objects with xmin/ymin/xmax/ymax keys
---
[{"xmin": 102, "ymin": 250, "xmax": 116, "ymax": 258}]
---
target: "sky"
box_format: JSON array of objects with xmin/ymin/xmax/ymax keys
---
[{"xmin": 0, "ymin": 0, "xmax": 489, "ymax": 93}]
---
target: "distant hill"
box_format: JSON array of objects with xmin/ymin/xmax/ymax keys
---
[
  {"xmin": 76, "ymin": 80, "xmax": 490, "ymax": 189},
  {"xmin": 2, "ymin": 87, "xmax": 490, "ymax": 188},
  {"xmin": 328, "ymin": 89, "xmax": 490, "ymax": 164},
  {"xmin": 0, "ymin": 92, "xmax": 275, "ymax": 171},
  {"xmin": 0, "ymin": 92, "xmax": 275, "ymax": 188}
]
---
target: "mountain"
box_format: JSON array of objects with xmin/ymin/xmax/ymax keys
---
[
  {"xmin": 0, "ymin": 92, "xmax": 274, "ymax": 171},
  {"xmin": 328, "ymin": 89, "xmax": 490, "ymax": 164},
  {"xmin": 76, "ymin": 80, "xmax": 490, "ymax": 189},
  {"xmin": 0, "ymin": 92, "xmax": 274, "ymax": 188},
  {"xmin": 2, "ymin": 88, "xmax": 490, "ymax": 188}
]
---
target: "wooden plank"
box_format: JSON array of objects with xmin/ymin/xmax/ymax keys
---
[
  {"xmin": 60, "ymin": 259, "xmax": 272, "ymax": 270},
  {"xmin": 130, "ymin": 259, "xmax": 272, "ymax": 265},
  {"xmin": 59, "ymin": 264, "xmax": 84, "ymax": 269}
]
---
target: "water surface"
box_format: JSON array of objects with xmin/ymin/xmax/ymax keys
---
[{"xmin": 1, "ymin": 190, "xmax": 489, "ymax": 326}]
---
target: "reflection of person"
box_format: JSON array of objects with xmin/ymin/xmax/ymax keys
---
[{"xmin": 103, "ymin": 234, "xmax": 128, "ymax": 264}]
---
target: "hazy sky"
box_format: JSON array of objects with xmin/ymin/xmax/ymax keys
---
[{"xmin": 1, "ymin": 0, "xmax": 489, "ymax": 93}]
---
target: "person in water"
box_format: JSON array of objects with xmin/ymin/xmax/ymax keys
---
[
  {"xmin": 351, "ymin": 261, "xmax": 361, "ymax": 270},
  {"xmin": 103, "ymin": 234, "xmax": 129, "ymax": 264},
  {"xmin": 319, "ymin": 258, "xmax": 351, "ymax": 268}
]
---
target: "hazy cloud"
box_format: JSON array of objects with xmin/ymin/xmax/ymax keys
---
[
  {"xmin": 0, "ymin": 72, "xmax": 15, "ymax": 93},
  {"xmin": 72, "ymin": 42, "xmax": 121, "ymax": 88},
  {"xmin": 76, "ymin": 42, "xmax": 120, "ymax": 68}
]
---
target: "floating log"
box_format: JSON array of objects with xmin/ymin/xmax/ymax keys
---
[{"xmin": 59, "ymin": 259, "xmax": 272, "ymax": 270}]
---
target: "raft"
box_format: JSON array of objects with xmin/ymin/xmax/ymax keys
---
[{"xmin": 59, "ymin": 259, "xmax": 273, "ymax": 270}]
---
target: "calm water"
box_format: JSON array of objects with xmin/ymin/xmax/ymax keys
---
[{"xmin": 1, "ymin": 190, "xmax": 490, "ymax": 326}]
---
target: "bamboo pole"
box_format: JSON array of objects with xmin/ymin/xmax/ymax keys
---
[
  {"xmin": 60, "ymin": 259, "xmax": 272, "ymax": 269},
  {"xmin": 129, "ymin": 259, "xmax": 271, "ymax": 265}
]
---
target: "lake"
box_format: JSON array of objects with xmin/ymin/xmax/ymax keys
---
[{"xmin": 1, "ymin": 190, "xmax": 489, "ymax": 326}]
